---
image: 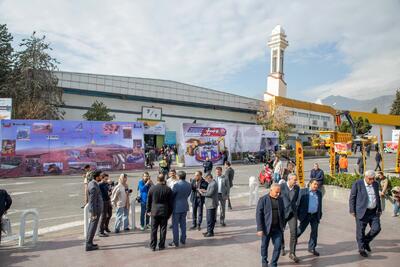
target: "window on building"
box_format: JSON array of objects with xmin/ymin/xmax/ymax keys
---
[
  {"xmin": 312, "ymin": 120, "xmax": 318, "ymax": 125},
  {"xmin": 323, "ymin": 121, "xmax": 328, "ymax": 127},
  {"xmin": 279, "ymin": 50, "xmax": 284, "ymax": 73}
]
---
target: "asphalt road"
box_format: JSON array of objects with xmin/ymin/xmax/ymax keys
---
[{"xmin": 0, "ymin": 152, "xmax": 397, "ymax": 241}]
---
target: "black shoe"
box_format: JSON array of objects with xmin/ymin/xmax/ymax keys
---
[
  {"xmin": 115, "ymin": 229, "xmax": 120, "ymax": 234},
  {"xmin": 281, "ymin": 247, "xmax": 286, "ymax": 256},
  {"xmin": 203, "ymin": 232, "xmax": 208, "ymax": 235},
  {"xmin": 364, "ymin": 243, "xmax": 372, "ymax": 252},
  {"xmin": 359, "ymin": 250, "xmax": 368, "ymax": 257},
  {"xmin": 91, "ymin": 243, "xmax": 98, "ymax": 247},
  {"xmin": 98, "ymin": 232, "xmax": 108, "ymax": 237},
  {"xmin": 105, "ymin": 228, "xmax": 111, "ymax": 233},
  {"xmin": 124, "ymin": 228, "xmax": 130, "ymax": 231},
  {"xmin": 158, "ymin": 246, "xmax": 165, "ymax": 251},
  {"xmin": 180, "ymin": 240, "xmax": 186, "ymax": 245},
  {"xmin": 169, "ymin": 242, "xmax": 179, "ymax": 247},
  {"xmin": 190, "ymin": 226, "xmax": 197, "ymax": 230},
  {"xmin": 289, "ymin": 253, "xmax": 300, "ymax": 263},
  {"xmin": 197, "ymin": 226, "xmax": 201, "ymax": 231},
  {"xmin": 221, "ymin": 222, "xmax": 226, "ymax": 227},
  {"xmin": 85, "ymin": 245, "xmax": 99, "ymax": 251},
  {"xmin": 151, "ymin": 247, "xmax": 156, "ymax": 252},
  {"xmin": 308, "ymin": 249, "xmax": 320, "ymax": 256},
  {"xmin": 203, "ymin": 232, "xmax": 214, "ymax": 237}
]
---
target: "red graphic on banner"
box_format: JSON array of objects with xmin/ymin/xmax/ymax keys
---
[{"xmin": 201, "ymin": 128, "xmax": 226, "ymax": 137}]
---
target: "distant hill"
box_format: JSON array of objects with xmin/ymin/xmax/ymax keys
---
[{"xmin": 320, "ymin": 95, "xmax": 394, "ymax": 114}]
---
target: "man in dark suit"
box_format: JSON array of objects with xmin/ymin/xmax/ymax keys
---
[
  {"xmin": 349, "ymin": 170, "xmax": 382, "ymax": 257},
  {"xmin": 86, "ymin": 170, "xmax": 103, "ymax": 251},
  {"xmin": 169, "ymin": 171, "xmax": 192, "ymax": 247},
  {"xmin": 203, "ymin": 156, "xmax": 213, "ymax": 175},
  {"xmin": 0, "ymin": 188, "xmax": 12, "ymax": 245},
  {"xmin": 280, "ymin": 173, "xmax": 300, "ymax": 262},
  {"xmin": 224, "ymin": 161, "xmax": 235, "ymax": 210},
  {"xmin": 297, "ymin": 179, "xmax": 323, "ymax": 257},
  {"xmin": 147, "ymin": 174, "xmax": 173, "ymax": 251},
  {"xmin": 190, "ymin": 171, "xmax": 208, "ymax": 231},
  {"xmin": 200, "ymin": 173, "xmax": 218, "ymax": 237},
  {"xmin": 256, "ymin": 183, "xmax": 285, "ymax": 267},
  {"xmin": 215, "ymin": 166, "xmax": 230, "ymax": 226}
]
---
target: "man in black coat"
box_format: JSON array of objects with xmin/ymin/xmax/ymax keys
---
[
  {"xmin": 86, "ymin": 170, "xmax": 103, "ymax": 251},
  {"xmin": 190, "ymin": 171, "xmax": 208, "ymax": 231},
  {"xmin": 297, "ymin": 179, "xmax": 323, "ymax": 257},
  {"xmin": 224, "ymin": 161, "xmax": 235, "ymax": 210},
  {"xmin": 0, "ymin": 188, "xmax": 12, "ymax": 245},
  {"xmin": 280, "ymin": 173, "xmax": 300, "ymax": 262},
  {"xmin": 256, "ymin": 183, "xmax": 285, "ymax": 267},
  {"xmin": 349, "ymin": 170, "xmax": 382, "ymax": 257},
  {"xmin": 203, "ymin": 156, "xmax": 213, "ymax": 175},
  {"xmin": 374, "ymin": 151, "xmax": 382, "ymax": 171},
  {"xmin": 147, "ymin": 174, "xmax": 173, "ymax": 251}
]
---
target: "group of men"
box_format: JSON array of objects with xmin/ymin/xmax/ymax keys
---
[
  {"xmin": 85, "ymin": 161, "xmax": 235, "ymax": 252},
  {"xmin": 256, "ymin": 169, "xmax": 383, "ymax": 267}
]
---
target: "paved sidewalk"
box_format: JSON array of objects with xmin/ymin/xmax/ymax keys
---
[{"xmin": 1, "ymin": 193, "xmax": 399, "ymax": 267}]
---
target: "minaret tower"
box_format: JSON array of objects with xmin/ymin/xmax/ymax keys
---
[{"xmin": 264, "ymin": 25, "xmax": 289, "ymax": 101}]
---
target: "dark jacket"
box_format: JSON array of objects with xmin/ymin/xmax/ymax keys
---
[
  {"xmin": 375, "ymin": 152, "xmax": 382, "ymax": 162},
  {"xmin": 190, "ymin": 178, "xmax": 208, "ymax": 203},
  {"xmin": 0, "ymin": 189, "xmax": 12, "ymax": 216},
  {"xmin": 88, "ymin": 180, "xmax": 103, "ymax": 215},
  {"xmin": 172, "ymin": 180, "xmax": 192, "ymax": 213},
  {"xmin": 256, "ymin": 195, "xmax": 285, "ymax": 235},
  {"xmin": 280, "ymin": 183, "xmax": 300, "ymax": 219},
  {"xmin": 225, "ymin": 167, "xmax": 235, "ymax": 188},
  {"xmin": 310, "ymin": 169, "xmax": 325, "ymax": 185},
  {"xmin": 203, "ymin": 160, "xmax": 213, "ymax": 173},
  {"xmin": 297, "ymin": 188, "xmax": 323, "ymax": 223},
  {"xmin": 146, "ymin": 183, "xmax": 173, "ymax": 218},
  {"xmin": 99, "ymin": 182, "xmax": 111, "ymax": 201},
  {"xmin": 202, "ymin": 179, "xmax": 218, "ymax": 209},
  {"xmin": 349, "ymin": 179, "xmax": 381, "ymax": 219}
]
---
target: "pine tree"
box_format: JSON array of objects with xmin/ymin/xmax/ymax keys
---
[
  {"xmin": 83, "ymin": 100, "xmax": 115, "ymax": 121},
  {"xmin": 371, "ymin": 107, "xmax": 378, "ymax": 114},
  {"xmin": 0, "ymin": 24, "xmax": 13, "ymax": 95},
  {"xmin": 390, "ymin": 89, "xmax": 400, "ymax": 115}
]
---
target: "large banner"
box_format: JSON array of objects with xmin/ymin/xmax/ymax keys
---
[
  {"xmin": 334, "ymin": 142, "xmax": 352, "ymax": 154},
  {"xmin": 260, "ymin": 130, "xmax": 279, "ymax": 152},
  {"xmin": 392, "ymin": 129, "xmax": 400, "ymax": 142},
  {"xmin": 138, "ymin": 119, "xmax": 166, "ymax": 135},
  {"xmin": 0, "ymin": 98, "xmax": 12, "ymax": 120},
  {"xmin": 295, "ymin": 141, "xmax": 305, "ymax": 188},
  {"xmin": 181, "ymin": 123, "xmax": 229, "ymax": 166},
  {"xmin": 0, "ymin": 120, "xmax": 144, "ymax": 178},
  {"xmin": 228, "ymin": 124, "xmax": 263, "ymax": 154}
]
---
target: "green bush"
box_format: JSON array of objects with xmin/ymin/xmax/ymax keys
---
[{"xmin": 325, "ymin": 173, "xmax": 362, "ymax": 189}]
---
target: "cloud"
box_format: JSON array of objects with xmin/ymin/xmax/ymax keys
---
[{"xmin": 0, "ymin": 0, "xmax": 399, "ymax": 100}]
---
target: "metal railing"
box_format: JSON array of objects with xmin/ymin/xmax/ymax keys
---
[{"xmin": 18, "ymin": 209, "xmax": 39, "ymax": 247}]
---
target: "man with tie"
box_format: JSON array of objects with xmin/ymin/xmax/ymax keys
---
[
  {"xmin": 349, "ymin": 170, "xmax": 382, "ymax": 257},
  {"xmin": 86, "ymin": 170, "xmax": 103, "ymax": 251},
  {"xmin": 169, "ymin": 171, "xmax": 192, "ymax": 247},
  {"xmin": 256, "ymin": 183, "xmax": 285, "ymax": 267},
  {"xmin": 297, "ymin": 179, "xmax": 323, "ymax": 257},
  {"xmin": 190, "ymin": 171, "xmax": 208, "ymax": 231},
  {"xmin": 280, "ymin": 173, "xmax": 300, "ymax": 262}
]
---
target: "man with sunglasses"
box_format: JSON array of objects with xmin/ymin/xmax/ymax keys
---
[{"xmin": 349, "ymin": 170, "xmax": 382, "ymax": 257}]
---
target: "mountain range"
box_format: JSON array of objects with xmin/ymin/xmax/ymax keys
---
[{"xmin": 320, "ymin": 94, "xmax": 394, "ymax": 114}]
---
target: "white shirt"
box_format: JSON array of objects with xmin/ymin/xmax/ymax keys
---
[
  {"xmin": 364, "ymin": 179, "xmax": 377, "ymax": 209},
  {"xmin": 167, "ymin": 178, "xmax": 178, "ymax": 189},
  {"xmin": 217, "ymin": 176, "xmax": 223, "ymax": 193},
  {"xmin": 274, "ymin": 160, "xmax": 282, "ymax": 174}
]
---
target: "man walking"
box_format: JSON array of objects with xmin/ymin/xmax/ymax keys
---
[
  {"xmin": 310, "ymin": 163, "xmax": 325, "ymax": 196},
  {"xmin": 297, "ymin": 179, "xmax": 323, "ymax": 257},
  {"xmin": 224, "ymin": 161, "xmax": 235, "ymax": 210},
  {"xmin": 349, "ymin": 170, "xmax": 382, "ymax": 257},
  {"xmin": 203, "ymin": 156, "xmax": 213, "ymax": 175},
  {"xmin": 200, "ymin": 174, "xmax": 218, "ymax": 237},
  {"xmin": 99, "ymin": 173, "xmax": 112, "ymax": 237},
  {"xmin": 147, "ymin": 174, "xmax": 173, "ymax": 251},
  {"xmin": 0, "ymin": 188, "xmax": 12, "ymax": 245},
  {"xmin": 86, "ymin": 170, "xmax": 103, "ymax": 251},
  {"xmin": 357, "ymin": 154, "xmax": 366, "ymax": 175},
  {"xmin": 374, "ymin": 151, "xmax": 382, "ymax": 171},
  {"xmin": 169, "ymin": 171, "xmax": 192, "ymax": 247},
  {"xmin": 215, "ymin": 166, "xmax": 230, "ymax": 226},
  {"xmin": 280, "ymin": 174, "xmax": 300, "ymax": 263},
  {"xmin": 190, "ymin": 171, "xmax": 208, "ymax": 231},
  {"xmin": 256, "ymin": 183, "xmax": 285, "ymax": 267}
]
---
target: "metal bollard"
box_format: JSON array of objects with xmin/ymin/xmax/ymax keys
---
[
  {"xmin": 19, "ymin": 209, "xmax": 39, "ymax": 247},
  {"xmin": 130, "ymin": 199, "xmax": 136, "ymax": 230},
  {"xmin": 188, "ymin": 196, "xmax": 193, "ymax": 219},
  {"xmin": 249, "ymin": 176, "xmax": 259, "ymax": 206},
  {"xmin": 83, "ymin": 204, "xmax": 89, "ymax": 238}
]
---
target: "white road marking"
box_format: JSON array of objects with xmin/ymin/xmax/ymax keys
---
[
  {"xmin": 10, "ymin": 191, "xmax": 43, "ymax": 196},
  {"xmin": 68, "ymin": 193, "xmax": 79, "ymax": 197},
  {"xmin": 0, "ymin": 181, "xmax": 35, "ymax": 186},
  {"xmin": 64, "ymin": 182, "xmax": 83, "ymax": 186}
]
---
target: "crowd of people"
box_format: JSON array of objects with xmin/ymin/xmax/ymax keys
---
[{"xmin": 83, "ymin": 161, "xmax": 235, "ymax": 251}]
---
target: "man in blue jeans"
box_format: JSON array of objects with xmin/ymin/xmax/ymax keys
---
[
  {"xmin": 169, "ymin": 171, "xmax": 192, "ymax": 247},
  {"xmin": 137, "ymin": 172, "xmax": 152, "ymax": 231},
  {"xmin": 256, "ymin": 183, "xmax": 285, "ymax": 267}
]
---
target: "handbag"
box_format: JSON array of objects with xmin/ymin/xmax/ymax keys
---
[{"xmin": 1, "ymin": 214, "xmax": 12, "ymax": 235}]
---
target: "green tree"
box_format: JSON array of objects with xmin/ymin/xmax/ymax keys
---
[
  {"xmin": 7, "ymin": 32, "xmax": 64, "ymax": 119},
  {"xmin": 390, "ymin": 89, "xmax": 400, "ymax": 115},
  {"xmin": 338, "ymin": 116, "xmax": 372, "ymax": 135},
  {"xmin": 371, "ymin": 107, "xmax": 378, "ymax": 114},
  {"xmin": 83, "ymin": 100, "xmax": 115, "ymax": 121},
  {"xmin": 0, "ymin": 24, "xmax": 14, "ymax": 94},
  {"xmin": 256, "ymin": 103, "xmax": 291, "ymax": 143}
]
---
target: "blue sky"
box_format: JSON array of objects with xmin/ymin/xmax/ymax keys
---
[{"xmin": 1, "ymin": 0, "xmax": 399, "ymax": 101}]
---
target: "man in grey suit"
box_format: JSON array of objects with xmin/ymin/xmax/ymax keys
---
[
  {"xmin": 200, "ymin": 173, "xmax": 218, "ymax": 237},
  {"xmin": 280, "ymin": 173, "xmax": 300, "ymax": 262},
  {"xmin": 224, "ymin": 161, "xmax": 235, "ymax": 210},
  {"xmin": 169, "ymin": 171, "xmax": 192, "ymax": 247},
  {"xmin": 215, "ymin": 166, "xmax": 230, "ymax": 226},
  {"xmin": 86, "ymin": 170, "xmax": 103, "ymax": 251}
]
